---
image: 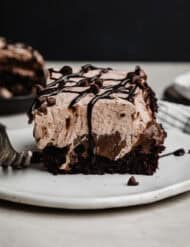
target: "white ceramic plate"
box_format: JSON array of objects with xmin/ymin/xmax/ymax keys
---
[{"xmin": 0, "ymin": 128, "xmax": 189, "ymax": 210}]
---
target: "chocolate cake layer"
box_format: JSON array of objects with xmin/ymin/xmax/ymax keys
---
[
  {"xmin": 0, "ymin": 37, "xmax": 46, "ymax": 98},
  {"xmin": 29, "ymin": 64, "xmax": 166, "ymax": 174},
  {"xmin": 42, "ymin": 122, "xmax": 166, "ymax": 175}
]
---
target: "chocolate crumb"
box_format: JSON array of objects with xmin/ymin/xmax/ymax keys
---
[
  {"xmin": 47, "ymin": 97, "xmax": 56, "ymax": 106},
  {"xmin": 48, "ymin": 68, "xmax": 54, "ymax": 73},
  {"xmin": 127, "ymin": 176, "xmax": 139, "ymax": 186}
]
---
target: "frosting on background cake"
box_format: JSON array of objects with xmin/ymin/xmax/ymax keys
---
[{"xmin": 29, "ymin": 64, "xmax": 166, "ymax": 175}]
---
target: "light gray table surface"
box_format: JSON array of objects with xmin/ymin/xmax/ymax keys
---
[{"xmin": 0, "ymin": 62, "xmax": 190, "ymax": 247}]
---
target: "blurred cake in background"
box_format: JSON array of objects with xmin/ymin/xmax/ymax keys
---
[
  {"xmin": 163, "ymin": 71, "xmax": 190, "ymax": 106},
  {"xmin": 0, "ymin": 37, "xmax": 46, "ymax": 98}
]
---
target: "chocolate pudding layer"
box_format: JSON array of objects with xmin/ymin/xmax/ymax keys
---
[
  {"xmin": 29, "ymin": 64, "xmax": 166, "ymax": 174},
  {"xmin": 0, "ymin": 37, "xmax": 46, "ymax": 98}
]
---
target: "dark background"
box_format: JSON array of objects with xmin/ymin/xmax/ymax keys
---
[{"xmin": 1, "ymin": 0, "xmax": 190, "ymax": 61}]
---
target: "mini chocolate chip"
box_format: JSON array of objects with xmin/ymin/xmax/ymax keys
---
[
  {"xmin": 59, "ymin": 66, "xmax": 73, "ymax": 75},
  {"xmin": 90, "ymin": 84, "xmax": 100, "ymax": 94},
  {"xmin": 48, "ymin": 68, "xmax": 54, "ymax": 73},
  {"xmin": 81, "ymin": 64, "xmax": 93, "ymax": 73},
  {"xmin": 95, "ymin": 78, "xmax": 103, "ymax": 88},
  {"xmin": 127, "ymin": 176, "xmax": 139, "ymax": 186},
  {"xmin": 47, "ymin": 97, "xmax": 56, "ymax": 106},
  {"xmin": 120, "ymin": 113, "xmax": 126, "ymax": 118},
  {"xmin": 135, "ymin": 65, "xmax": 141, "ymax": 74},
  {"xmin": 48, "ymin": 68, "xmax": 54, "ymax": 77},
  {"xmin": 78, "ymin": 79, "xmax": 89, "ymax": 87}
]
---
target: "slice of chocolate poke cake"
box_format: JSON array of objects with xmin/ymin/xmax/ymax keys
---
[{"xmin": 29, "ymin": 64, "xmax": 166, "ymax": 175}]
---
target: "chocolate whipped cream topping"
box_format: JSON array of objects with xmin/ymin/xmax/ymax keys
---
[{"xmin": 30, "ymin": 64, "xmax": 162, "ymax": 168}]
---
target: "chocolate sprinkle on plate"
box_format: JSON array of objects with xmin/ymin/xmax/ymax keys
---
[{"xmin": 127, "ymin": 176, "xmax": 139, "ymax": 186}]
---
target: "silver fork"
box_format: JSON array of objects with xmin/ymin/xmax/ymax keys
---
[{"xmin": 0, "ymin": 123, "xmax": 42, "ymax": 169}]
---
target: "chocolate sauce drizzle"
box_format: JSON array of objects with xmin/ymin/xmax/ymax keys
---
[
  {"xmin": 28, "ymin": 64, "xmax": 148, "ymax": 163},
  {"xmin": 160, "ymin": 148, "xmax": 186, "ymax": 158}
]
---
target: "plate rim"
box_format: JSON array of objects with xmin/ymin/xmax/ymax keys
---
[{"xmin": 0, "ymin": 180, "xmax": 189, "ymax": 209}]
